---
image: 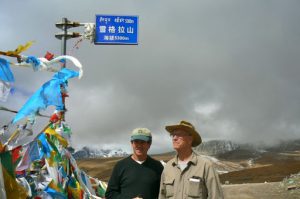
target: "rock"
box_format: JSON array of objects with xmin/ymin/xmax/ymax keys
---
[{"xmin": 287, "ymin": 185, "xmax": 297, "ymax": 190}]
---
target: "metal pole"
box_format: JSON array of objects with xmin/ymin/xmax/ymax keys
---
[
  {"xmin": 55, "ymin": 18, "xmax": 82, "ymax": 120},
  {"xmin": 59, "ymin": 17, "xmax": 67, "ymax": 119},
  {"xmin": 61, "ymin": 17, "xmax": 67, "ymax": 68}
]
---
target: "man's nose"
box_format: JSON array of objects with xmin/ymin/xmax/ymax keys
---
[
  {"xmin": 172, "ymin": 135, "xmax": 179, "ymax": 139},
  {"xmin": 135, "ymin": 141, "xmax": 144, "ymax": 145}
]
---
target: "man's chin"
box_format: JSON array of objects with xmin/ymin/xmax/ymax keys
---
[{"xmin": 135, "ymin": 151, "xmax": 144, "ymax": 155}]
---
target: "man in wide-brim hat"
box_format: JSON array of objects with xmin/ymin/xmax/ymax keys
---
[{"xmin": 159, "ymin": 120, "xmax": 224, "ymax": 199}]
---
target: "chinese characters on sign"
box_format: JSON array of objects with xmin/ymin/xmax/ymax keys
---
[{"xmin": 95, "ymin": 15, "xmax": 138, "ymax": 45}]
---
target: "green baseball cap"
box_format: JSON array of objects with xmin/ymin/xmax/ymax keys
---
[{"xmin": 131, "ymin": 128, "xmax": 152, "ymax": 142}]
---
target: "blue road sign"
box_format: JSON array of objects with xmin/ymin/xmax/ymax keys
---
[{"xmin": 95, "ymin": 15, "xmax": 138, "ymax": 45}]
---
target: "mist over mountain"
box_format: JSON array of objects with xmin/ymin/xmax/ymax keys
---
[
  {"xmin": 194, "ymin": 139, "xmax": 300, "ymax": 157},
  {"xmin": 194, "ymin": 140, "xmax": 239, "ymax": 156},
  {"xmin": 265, "ymin": 139, "xmax": 300, "ymax": 152}
]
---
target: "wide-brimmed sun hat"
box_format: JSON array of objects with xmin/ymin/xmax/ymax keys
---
[
  {"xmin": 131, "ymin": 128, "xmax": 152, "ymax": 142},
  {"xmin": 165, "ymin": 120, "xmax": 202, "ymax": 147}
]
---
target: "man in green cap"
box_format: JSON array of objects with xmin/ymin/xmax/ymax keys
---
[
  {"xmin": 105, "ymin": 128, "xmax": 164, "ymax": 199},
  {"xmin": 159, "ymin": 121, "xmax": 223, "ymax": 199}
]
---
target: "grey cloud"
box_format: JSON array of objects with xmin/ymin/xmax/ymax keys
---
[{"xmin": 1, "ymin": 0, "xmax": 300, "ymax": 153}]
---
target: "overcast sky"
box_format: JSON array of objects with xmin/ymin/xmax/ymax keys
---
[{"xmin": 1, "ymin": 0, "xmax": 300, "ymax": 154}]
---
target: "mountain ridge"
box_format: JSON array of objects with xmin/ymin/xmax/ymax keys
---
[{"xmin": 73, "ymin": 139, "xmax": 300, "ymax": 159}]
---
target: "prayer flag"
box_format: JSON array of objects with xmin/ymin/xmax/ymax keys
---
[
  {"xmin": 45, "ymin": 187, "xmax": 67, "ymax": 199},
  {"xmin": 0, "ymin": 150, "xmax": 14, "ymax": 178},
  {"xmin": 29, "ymin": 140, "xmax": 41, "ymax": 161},
  {"xmin": 12, "ymin": 68, "xmax": 79, "ymax": 124},
  {"xmin": 0, "ymin": 80, "xmax": 11, "ymax": 102},
  {"xmin": 0, "ymin": 58, "xmax": 14, "ymax": 82},
  {"xmin": 45, "ymin": 127, "xmax": 68, "ymax": 148},
  {"xmin": 2, "ymin": 167, "xmax": 28, "ymax": 198},
  {"xmin": 12, "ymin": 145, "xmax": 22, "ymax": 166},
  {"xmin": 5, "ymin": 41, "xmax": 34, "ymax": 56},
  {"xmin": 44, "ymin": 51, "xmax": 54, "ymax": 60},
  {"xmin": 38, "ymin": 133, "xmax": 52, "ymax": 158},
  {"xmin": 16, "ymin": 145, "xmax": 30, "ymax": 172},
  {"xmin": 25, "ymin": 56, "xmax": 41, "ymax": 71}
]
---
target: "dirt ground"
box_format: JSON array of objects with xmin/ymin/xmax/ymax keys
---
[
  {"xmin": 223, "ymin": 182, "xmax": 300, "ymax": 199},
  {"xmin": 77, "ymin": 151, "xmax": 300, "ymax": 198},
  {"xmin": 219, "ymin": 151, "xmax": 300, "ymax": 184}
]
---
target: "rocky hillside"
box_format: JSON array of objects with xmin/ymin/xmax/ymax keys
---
[{"xmin": 194, "ymin": 140, "xmax": 239, "ymax": 155}]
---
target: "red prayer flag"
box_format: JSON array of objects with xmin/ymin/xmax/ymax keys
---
[
  {"xmin": 12, "ymin": 145, "xmax": 22, "ymax": 165},
  {"xmin": 44, "ymin": 51, "xmax": 54, "ymax": 60}
]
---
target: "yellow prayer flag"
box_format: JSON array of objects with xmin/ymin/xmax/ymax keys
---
[
  {"xmin": 47, "ymin": 150, "xmax": 57, "ymax": 167},
  {"xmin": 5, "ymin": 41, "xmax": 34, "ymax": 56},
  {"xmin": 45, "ymin": 127, "xmax": 68, "ymax": 148},
  {"xmin": 6, "ymin": 129, "xmax": 20, "ymax": 145},
  {"xmin": 2, "ymin": 167, "xmax": 28, "ymax": 198},
  {"xmin": 68, "ymin": 180, "xmax": 83, "ymax": 199},
  {"xmin": 49, "ymin": 180, "xmax": 63, "ymax": 192}
]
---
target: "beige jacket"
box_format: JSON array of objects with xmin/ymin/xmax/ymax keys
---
[{"xmin": 159, "ymin": 151, "xmax": 224, "ymax": 199}]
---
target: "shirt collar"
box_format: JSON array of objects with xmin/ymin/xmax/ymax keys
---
[{"xmin": 172, "ymin": 150, "xmax": 198, "ymax": 166}]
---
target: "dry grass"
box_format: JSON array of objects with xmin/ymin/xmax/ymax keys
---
[
  {"xmin": 220, "ymin": 151, "xmax": 300, "ymax": 184},
  {"xmin": 77, "ymin": 157, "xmax": 122, "ymax": 181}
]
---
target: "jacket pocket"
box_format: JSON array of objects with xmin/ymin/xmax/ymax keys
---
[
  {"xmin": 163, "ymin": 177, "xmax": 175, "ymax": 198},
  {"xmin": 187, "ymin": 177, "xmax": 203, "ymax": 198}
]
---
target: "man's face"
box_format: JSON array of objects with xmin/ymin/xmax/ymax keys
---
[
  {"xmin": 131, "ymin": 140, "xmax": 151, "ymax": 157},
  {"xmin": 171, "ymin": 129, "xmax": 193, "ymax": 151}
]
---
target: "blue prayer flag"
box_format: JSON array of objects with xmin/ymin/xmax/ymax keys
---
[
  {"xmin": 12, "ymin": 68, "xmax": 79, "ymax": 124},
  {"xmin": 29, "ymin": 140, "xmax": 41, "ymax": 161},
  {"xmin": 0, "ymin": 58, "xmax": 14, "ymax": 82},
  {"xmin": 12, "ymin": 79, "xmax": 63, "ymax": 123},
  {"xmin": 37, "ymin": 133, "xmax": 52, "ymax": 158},
  {"xmin": 44, "ymin": 187, "xmax": 67, "ymax": 199},
  {"xmin": 53, "ymin": 68, "xmax": 79, "ymax": 83},
  {"xmin": 25, "ymin": 56, "xmax": 41, "ymax": 71}
]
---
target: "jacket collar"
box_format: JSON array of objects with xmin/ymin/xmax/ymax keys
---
[{"xmin": 171, "ymin": 150, "xmax": 198, "ymax": 166}]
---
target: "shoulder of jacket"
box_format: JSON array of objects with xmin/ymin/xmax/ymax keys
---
[
  {"xmin": 165, "ymin": 157, "xmax": 176, "ymax": 167},
  {"xmin": 147, "ymin": 156, "xmax": 163, "ymax": 165},
  {"xmin": 194, "ymin": 154, "xmax": 215, "ymax": 166},
  {"xmin": 116, "ymin": 156, "xmax": 132, "ymax": 165}
]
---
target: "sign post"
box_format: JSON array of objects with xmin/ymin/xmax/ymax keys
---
[
  {"xmin": 95, "ymin": 15, "xmax": 139, "ymax": 45},
  {"xmin": 55, "ymin": 18, "xmax": 82, "ymax": 68},
  {"xmin": 55, "ymin": 18, "xmax": 82, "ymax": 120}
]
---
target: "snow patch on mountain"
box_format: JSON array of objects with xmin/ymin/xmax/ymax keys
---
[{"xmin": 73, "ymin": 146, "xmax": 129, "ymax": 159}]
